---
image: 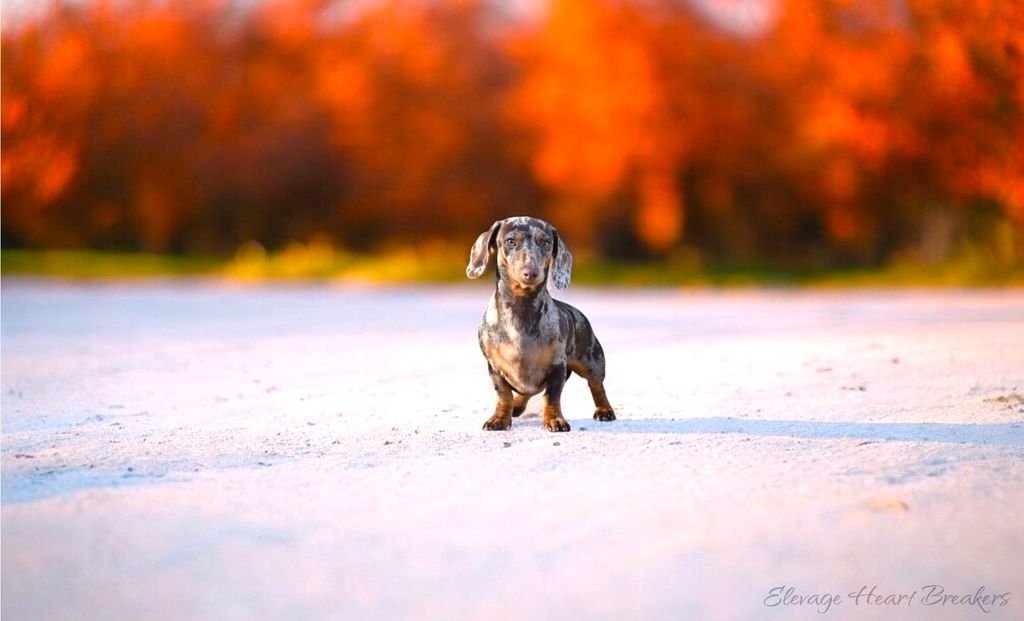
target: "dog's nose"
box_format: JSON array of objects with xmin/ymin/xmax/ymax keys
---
[{"xmin": 522, "ymin": 267, "xmax": 539, "ymax": 281}]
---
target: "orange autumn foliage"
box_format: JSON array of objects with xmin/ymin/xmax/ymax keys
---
[{"xmin": 2, "ymin": 0, "xmax": 1022, "ymax": 266}]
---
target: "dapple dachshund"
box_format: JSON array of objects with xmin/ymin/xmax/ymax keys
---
[{"xmin": 466, "ymin": 216, "xmax": 616, "ymax": 432}]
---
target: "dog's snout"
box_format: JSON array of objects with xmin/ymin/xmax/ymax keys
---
[{"xmin": 522, "ymin": 266, "xmax": 540, "ymax": 281}]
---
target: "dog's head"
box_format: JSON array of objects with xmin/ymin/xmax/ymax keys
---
[{"xmin": 466, "ymin": 216, "xmax": 573, "ymax": 292}]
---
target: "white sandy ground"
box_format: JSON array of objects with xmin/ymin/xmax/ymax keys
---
[{"xmin": 1, "ymin": 280, "xmax": 1022, "ymax": 621}]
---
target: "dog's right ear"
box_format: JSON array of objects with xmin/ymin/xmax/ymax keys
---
[{"xmin": 466, "ymin": 220, "xmax": 503, "ymax": 279}]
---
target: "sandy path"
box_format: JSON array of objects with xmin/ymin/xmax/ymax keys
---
[{"xmin": 2, "ymin": 281, "xmax": 1023, "ymax": 620}]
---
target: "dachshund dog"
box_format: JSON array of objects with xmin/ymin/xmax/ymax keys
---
[{"xmin": 466, "ymin": 216, "xmax": 615, "ymax": 432}]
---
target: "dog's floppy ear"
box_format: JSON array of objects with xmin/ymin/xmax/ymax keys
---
[
  {"xmin": 466, "ymin": 220, "xmax": 503, "ymax": 279},
  {"xmin": 548, "ymin": 229, "xmax": 573, "ymax": 291}
]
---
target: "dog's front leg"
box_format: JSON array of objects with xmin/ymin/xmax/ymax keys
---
[
  {"xmin": 542, "ymin": 362, "xmax": 571, "ymax": 432},
  {"xmin": 483, "ymin": 364, "xmax": 515, "ymax": 430}
]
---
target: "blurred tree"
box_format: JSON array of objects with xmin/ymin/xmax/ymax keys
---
[
  {"xmin": 2, "ymin": 0, "xmax": 1021, "ymax": 268},
  {"xmin": 508, "ymin": 0, "xmax": 686, "ymax": 255},
  {"xmin": 312, "ymin": 0, "xmax": 541, "ymax": 249}
]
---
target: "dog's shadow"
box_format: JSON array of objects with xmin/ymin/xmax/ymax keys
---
[{"xmin": 515, "ymin": 415, "xmax": 1023, "ymax": 447}]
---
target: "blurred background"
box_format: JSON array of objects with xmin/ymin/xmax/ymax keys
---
[{"xmin": 2, "ymin": 0, "xmax": 1023, "ymax": 283}]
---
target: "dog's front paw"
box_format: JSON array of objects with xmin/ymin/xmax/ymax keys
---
[
  {"xmin": 593, "ymin": 407, "xmax": 616, "ymax": 422},
  {"xmin": 543, "ymin": 417, "xmax": 571, "ymax": 432},
  {"xmin": 483, "ymin": 416, "xmax": 512, "ymax": 431}
]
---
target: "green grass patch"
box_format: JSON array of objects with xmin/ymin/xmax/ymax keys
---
[
  {"xmin": 1, "ymin": 249, "xmax": 220, "ymax": 279},
  {"xmin": 3, "ymin": 247, "xmax": 1022, "ymax": 287}
]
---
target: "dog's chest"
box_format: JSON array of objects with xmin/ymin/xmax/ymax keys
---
[
  {"xmin": 489, "ymin": 339, "xmax": 557, "ymax": 394},
  {"xmin": 480, "ymin": 297, "xmax": 562, "ymax": 394}
]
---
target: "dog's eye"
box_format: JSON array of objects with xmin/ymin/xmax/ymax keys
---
[{"xmin": 504, "ymin": 237, "xmax": 516, "ymax": 247}]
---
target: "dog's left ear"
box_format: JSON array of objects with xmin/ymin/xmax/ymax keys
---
[
  {"xmin": 466, "ymin": 220, "xmax": 503, "ymax": 279},
  {"xmin": 548, "ymin": 230, "xmax": 573, "ymax": 291}
]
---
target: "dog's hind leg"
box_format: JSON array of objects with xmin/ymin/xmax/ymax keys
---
[
  {"xmin": 569, "ymin": 358, "xmax": 616, "ymax": 422},
  {"xmin": 588, "ymin": 380, "xmax": 616, "ymax": 421},
  {"xmin": 511, "ymin": 393, "xmax": 529, "ymax": 418}
]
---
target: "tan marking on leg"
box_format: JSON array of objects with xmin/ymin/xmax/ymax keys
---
[
  {"xmin": 484, "ymin": 382, "xmax": 515, "ymax": 431},
  {"xmin": 511, "ymin": 394, "xmax": 529, "ymax": 417},
  {"xmin": 542, "ymin": 401, "xmax": 571, "ymax": 432},
  {"xmin": 589, "ymin": 381, "xmax": 616, "ymax": 421},
  {"xmin": 567, "ymin": 360, "xmax": 590, "ymax": 379}
]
